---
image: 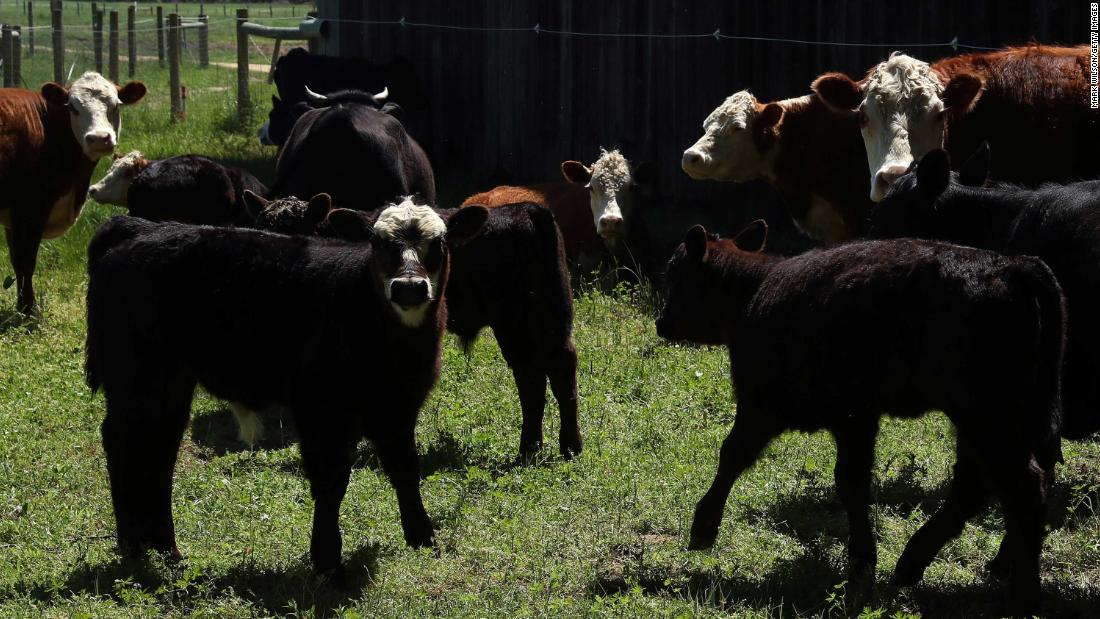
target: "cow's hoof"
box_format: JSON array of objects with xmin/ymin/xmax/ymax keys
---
[
  {"xmin": 1006, "ymin": 587, "xmax": 1041, "ymax": 618},
  {"xmin": 404, "ymin": 524, "xmax": 436, "ymax": 549},
  {"xmin": 559, "ymin": 435, "xmax": 583, "ymax": 460},
  {"xmin": 687, "ymin": 519, "xmax": 719, "ymax": 550},
  {"xmin": 890, "ymin": 555, "xmax": 926, "ymax": 587},
  {"xmin": 986, "ymin": 553, "xmax": 1012, "ymax": 580}
]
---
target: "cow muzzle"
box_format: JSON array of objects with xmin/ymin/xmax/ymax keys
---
[
  {"xmin": 598, "ymin": 214, "xmax": 623, "ymax": 241},
  {"xmin": 681, "ymin": 148, "xmax": 710, "ymax": 179},
  {"xmin": 871, "ymin": 163, "xmax": 910, "ymax": 202},
  {"xmin": 84, "ymin": 132, "xmax": 117, "ymax": 158},
  {"xmin": 389, "ymin": 276, "xmax": 431, "ymax": 309}
]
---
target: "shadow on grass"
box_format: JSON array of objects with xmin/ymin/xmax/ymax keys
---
[
  {"xmin": 0, "ymin": 306, "xmax": 39, "ymax": 334},
  {"xmin": 16, "ymin": 544, "xmax": 382, "ymax": 616},
  {"xmin": 190, "ymin": 405, "xmax": 297, "ymax": 457}
]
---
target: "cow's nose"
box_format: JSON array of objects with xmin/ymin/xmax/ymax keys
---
[
  {"xmin": 682, "ymin": 149, "xmax": 705, "ymax": 171},
  {"xmin": 85, "ymin": 133, "xmax": 115, "ymax": 148},
  {"xmin": 872, "ymin": 164, "xmax": 909, "ymax": 201},
  {"xmin": 598, "ymin": 215, "xmax": 623, "ymax": 238},
  {"xmin": 390, "ymin": 277, "xmax": 430, "ymax": 307},
  {"xmin": 88, "ymin": 186, "xmax": 101, "ymax": 199}
]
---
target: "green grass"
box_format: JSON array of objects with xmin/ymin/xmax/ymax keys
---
[{"xmin": 1, "ymin": 4, "xmax": 1100, "ymax": 618}]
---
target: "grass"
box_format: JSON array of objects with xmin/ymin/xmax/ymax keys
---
[{"xmin": 0, "ymin": 3, "xmax": 1099, "ymax": 618}]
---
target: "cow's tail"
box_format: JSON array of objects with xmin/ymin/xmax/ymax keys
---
[
  {"xmin": 527, "ymin": 202, "xmax": 574, "ymax": 325},
  {"xmin": 1017, "ymin": 256, "xmax": 1066, "ymax": 472}
]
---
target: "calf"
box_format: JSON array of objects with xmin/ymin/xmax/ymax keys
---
[
  {"xmin": 815, "ymin": 45, "xmax": 1098, "ymax": 201},
  {"xmin": 463, "ymin": 149, "xmax": 654, "ymax": 276},
  {"xmin": 681, "ymin": 90, "xmax": 870, "ymax": 243},
  {"xmin": 657, "ymin": 222, "xmax": 1064, "ymax": 614},
  {"xmin": 89, "ymin": 152, "xmax": 268, "ymax": 226},
  {"xmin": 270, "ymin": 88, "xmax": 435, "ymax": 209},
  {"xmin": 869, "ymin": 146, "xmax": 1100, "ymax": 442},
  {"xmin": 0, "ymin": 72, "xmax": 146, "ymax": 313},
  {"xmin": 85, "ymin": 202, "xmax": 489, "ymax": 573},
  {"xmin": 250, "ymin": 196, "xmax": 583, "ymax": 459}
]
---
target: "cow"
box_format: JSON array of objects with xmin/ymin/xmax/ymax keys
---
[
  {"xmin": 656, "ymin": 221, "xmax": 1064, "ymax": 615},
  {"xmin": 680, "ymin": 90, "xmax": 870, "ymax": 243},
  {"xmin": 869, "ymin": 145, "xmax": 1100, "ymax": 445},
  {"xmin": 259, "ymin": 48, "xmax": 428, "ymax": 147},
  {"xmin": 0, "ymin": 72, "xmax": 146, "ymax": 314},
  {"xmin": 85, "ymin": 200, "xmax": 489, "ymax": 574},
  {"xmin": 462, "ymin": 149, "xmax": 654, "ymax": 276},
  {"xmin": 247, "ymin": 193, "xmax": 583, "ymax": 459},
  {"xmin": 814, "ymin": 45, "xmax": 1098, "ymax": 201},
  {"xmin": 88, "ymin": 152, "xmax": 269, "ymax": 226},
  {"xmin": 270, "ymin": 88, "xmax": 435, "ymax": 210}
]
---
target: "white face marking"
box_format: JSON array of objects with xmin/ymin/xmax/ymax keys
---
[
  {"xmin": 586, "ymin": 149, "xmax": 634, "ymax": 242},
  {"xmin": 860, "ymin": 54, "xmax": 947, "ymax": 201},
  {"xmin": 683, "ymin": 90, "xmax": 769, "ymax": 182},
  {"xmin": 42, "ymin": 190, "xmax": 76, "ymax": 239},
  {"xmin": 374, "ymin": 198, "xmax": 447, "ymax": 327},
  {"xmin": 88, "ymin": 150, "xmax": 144, "ymax": 206},
  {"xmin": 67, "ymin": 72, "xmax": 126, "ymax": 161}
]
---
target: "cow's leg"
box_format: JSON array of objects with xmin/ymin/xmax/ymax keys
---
[
  {"xmin": 832, "ymin": 417, "xmax": 881, "ymax": 590},
  {"xmin": 374, "ymin": 425, "xmax": 434, "ymax": 548},
  {"xmin": 144, "ymin": 373, "xmax": 194, "ymax": 557},
  {"xmin": 298, "ymin": 420, "xmax": 354, "ymax": 574},
  {"xmin": 689, "ymin": 408, "xmax": 778, "ymax": 550},
  {"xmin": 547, "ymin": 339, "xmax": 582, "ymax": 459},
  {"xmin": 983, "ymin": 447, "xmax": 1047, "ymax": 615},
  {"xmin": 102, "ymin": 406, "xmax": 144, "ymax": 556},
  {"xmin": 5, "ymin": 215, "xmax": 45, "ymax": 315},
  {"xmin": 892, "ymin": 440, "xmax": 990, "ymax": 586},
  {"xmin": 511, "ymin": 362, "xmax": 548, "ymax": 459}
]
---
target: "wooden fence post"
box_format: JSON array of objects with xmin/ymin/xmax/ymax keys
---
[
  {"xmin": 266, "ymin": 38, "xmax": 280, "ymax": 84},
  {"xmin": 198, "ymin": 14, "xmax": 208, "ymax": 68},
  {"xmin": 93, "ymin": 8, "xmax": 103, "ymax": 73},
  {"xmin": 156, "ymin": 5, "xmax": 164, "ymax": 67},
  {"xmin": 50, "ymin": 6, "xmax": 62, "ymax": 84},
  {"xmin": 236, "ymin": 8, "xmax": 249, "ymax": 124},
  {"xmin": 12, "ymin": 25, "xmax": 21, "ymax": 87},
  {"xmin": 169, "ymin": 13, "xmax": 182, "ymax": 121},
  {"xmin": 25, "ymin": 1, "xmax": 32, "ymax": 57},
  {"xmin": 108, "ymin": 10, "xmax": 118, "ymax": 83},
  {"xmin": 127, "ymin": 5, "xmax": 135, "ymax": 78},
  {"xmin": 2, "ymin": 25, "xmax": 12, "ymax": 88}
]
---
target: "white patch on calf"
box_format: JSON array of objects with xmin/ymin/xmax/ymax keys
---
[
  {"xmin": 374, "ymin": 198, "xmax": 446, "ymax": 327},
  {"xmin": 861, "ymin": 53, "xmax": 947, "ymax": 201},
  {"xmin": 89, "ymin": 150, "xmax": 145, "ymax": 206},
  {"xmin": 229, "ymin": 401, "xmax": 264, "ymax": 446},
  {"xmin": 67, "ymin": 72, "xmax": 125, "ymax": 161},
  {"xmin": 587, "ymin": 149, "xmax": 633, "ymax": 241}
]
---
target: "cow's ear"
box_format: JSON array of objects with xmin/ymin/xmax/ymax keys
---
[
  {"xmin": 241, "ymin": 190, "xmax": 269, "ymax": 214},
  {"xmin": 942, "ymin": 73, "xmax": 982, "ymax": 118},
  {"xmin": 305, "ymin": 193, "xmax": 333, "ymax": 223},
  {"xmin": 40, "ymin": 82, "xmax": 69, "ymax": 106},
  {"xmin": 561, "ymin": 160, "xmax": 592, "ymax": 185},
  {"xmin": 117, "ymin": 81, "xmax": 147, "ymax": 105},
  {"xmin": 958, "ymin": 142, "xmax": 991, "ymax": 187},
  {"xmin": 446, "ymin": 206, "xmax": 489, "ymax": 248},
  {"xmin": 381, "ymin": 102, "xmax": 404, "ymax": 118},
  {"xmin": 812, "ymin": 72, "xmax": 862, "ymax": 114},
  {"xmin": 757, "ymin": 103, "xmax": 784, "ymax": 129},
  {"xmin": 324, "ymin": 208, "xmax": 373, "ymax": 241},
  {"xmin": 685, "ymin": 225, "xmax": 708, "ymax": 262},
  {"xmin": 733, "ymin": 219, "xmax": 768, "ymax": 253},
  {"xmin": 916, "ymin": 150, "xmax": 951, "ymax": 198}
]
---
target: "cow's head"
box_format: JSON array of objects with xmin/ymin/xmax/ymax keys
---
[
  {"xmin": 88, "ymin": 150, "xmax": 149, "ymax": 206},
  {"xmin": 41, "ymin": 72, "xmax": 146, "ymax": 161},
  {"xmin": 339, "ymin": 198, "xmax": 487, "ymax": 327},
  {"xmin": 562, "ymin": 149, "xmax": 652, "ymax": 245},
  {"xmin": 680, "ymin": 90, "xmax": 784, "ymax": 182},
  {"xmin": 814, "ymin": 53, "xmax": 982, "ymax": 202},
  {"xmin": 656, "ymin": 220, "xmax": 768, "ymax": 345},
  {"xmin": 248, "ymin": 192, "xmax": 334, "ymax": 235},
  {"xmin": 258, "ymin": 95, "xmax": 312, "ymax": 147}
]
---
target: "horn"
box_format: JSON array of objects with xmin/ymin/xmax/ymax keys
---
[
  {"xmin": 372, "ymin": 86, "xmax": 389, "ymax": 104},
  {"xmin": 303, "ymin": 85, "xmax": 328, "ymax": 104}
]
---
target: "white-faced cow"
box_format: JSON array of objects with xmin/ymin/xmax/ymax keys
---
[
  {"xmin": 814, "ymin": 45, "xmax": 1098, "ymax": 201},
  {"xmin": 681, "ymin": 90, "xmax": 870, "ymax": 243},
  {"xmin": 0, "ymin": 72, "xmax": 146, "ymax": 313}
]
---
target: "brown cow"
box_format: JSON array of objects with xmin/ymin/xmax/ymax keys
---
[
  {"xmin": 814, "ymin": 45, "xmax": 1098, "ymax": 201},
  {"xmin": 681, "ymin": 91, "xmax": 870, "ymax": 243},
  {"xmin": 0, "ymin": 72, "xmax": 146, "ymax": 314}
]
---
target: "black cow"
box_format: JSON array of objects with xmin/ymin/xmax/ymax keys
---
[
  {"xmin": 657, "ymin": 221, "xmax": 1064, "ymax": 614},
  {"xmin": 89, "ymin": 152, "xmax": 268, "ymax": 226},
  {"xmin": 270, "ymin": 89, "xmax": 435, "ymax": 209},
  {"xmin": 259, "ymin": 48, "xmax": 428, "ymax": 147},
  {"xmin": 85, "ymin": 202, "xmax": 489, "ymax": 574},
  {"xmin": 248, "ymin": 194, "xmax": 583, "ymax": 459},
  {"xmin": 869, "ymin": 146, "xmax": 1100, "ymax": 441}
]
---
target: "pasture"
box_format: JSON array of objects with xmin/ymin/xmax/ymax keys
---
[{"xmin": 0, "ymin": 3, "xmax": 1098, "ymax": 618}]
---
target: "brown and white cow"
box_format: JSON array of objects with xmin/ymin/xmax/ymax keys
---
[
  {"xmin": 0, "ymin": 71, "xmax": 146, "ymax": 313},
  {"xmin": 681, "ymin": 91, "xmax": 871, "ymax": 243},
  {"xmin": 814, "ymin": 45, "xmax": 1098, "ymax": 201}
]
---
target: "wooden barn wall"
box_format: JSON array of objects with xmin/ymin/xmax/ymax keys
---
[{"xmin": 315, "ymin": 0, "xmax": 1087, "ymax": 254}]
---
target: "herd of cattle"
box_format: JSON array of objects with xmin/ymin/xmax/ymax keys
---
[{"xmin": 0, "ymin": 41, "xmax": 1098, "ymax": 614}]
